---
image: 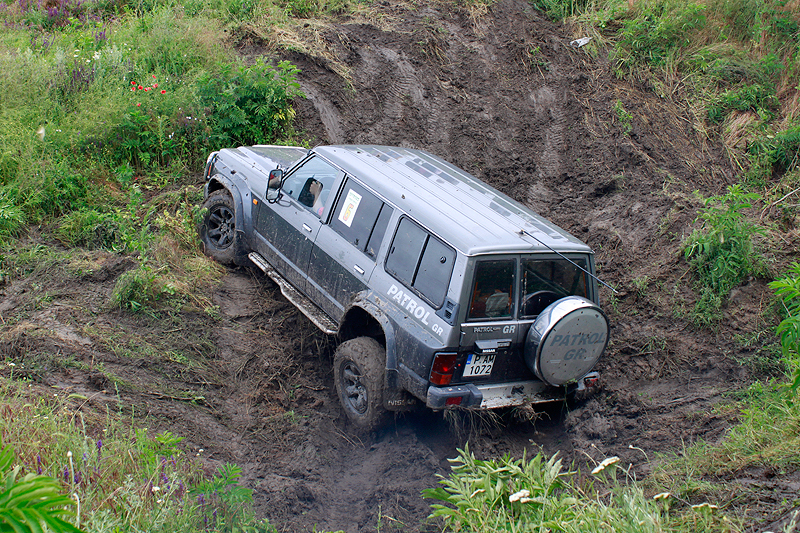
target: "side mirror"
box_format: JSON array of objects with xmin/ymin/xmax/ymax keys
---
[{"xmin": 268, "ymin": 169, "xmax": 283, "ymax": 189}]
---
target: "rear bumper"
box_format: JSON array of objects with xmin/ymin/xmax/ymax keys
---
[{"xmin": 425, "ymin": 372, "xmax": 599, "ymax": 409}]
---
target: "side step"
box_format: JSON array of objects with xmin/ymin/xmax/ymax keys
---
[{"xmin": 248, "ymin": 252, "xmax": 338, "ymax": 335}]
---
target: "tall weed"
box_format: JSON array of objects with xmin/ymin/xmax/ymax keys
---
[
  {"xmin": 770, "ymin": 263, "xmax": 800, "ymax": 390},
  {"xmin": 684, "ymin": 184, "xmax": 765, "ymax": 326}
]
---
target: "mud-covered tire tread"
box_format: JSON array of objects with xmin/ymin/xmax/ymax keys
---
[
  {"xmin": 199, "ymin": 189, "xmax": 247, "ymax": 265},
  {"xmin": 333, "ymin": 337, "xmax": 388, "ymax": 432}
]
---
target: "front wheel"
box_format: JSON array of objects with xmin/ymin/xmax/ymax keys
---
[
  {"xmin": 199, "ymin": 190, "xmax": 246, "ymax": 265},
  {"xmin": 333, "ymin": 337, "xmax": 387, "ymax": 431}
]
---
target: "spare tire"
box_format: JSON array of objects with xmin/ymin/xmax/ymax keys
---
[{"xmin": 524, "ymin": 296, "xmax": 609, "ymax": 386}]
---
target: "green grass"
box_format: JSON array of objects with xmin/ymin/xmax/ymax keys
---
[{"xmin": 0, "ymin": 378, "xmax": 275, "ymax": 533}]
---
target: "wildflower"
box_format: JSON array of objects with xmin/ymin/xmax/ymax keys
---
[
  {"xmin": 154, "ymin": 83, "xmax": 158, "ymax": 88},
  {"xmin": 97, "ymin": 440, "xmax": 102, "ymax": 456},
  {"xmin": 152, "ymin": 74, "xmax": 156, "ymax": 78},
  {"xmin": 509, "ymin": 489, "xmax": 530, "ymax": 503},
  {"xmin": 138, "ymin": 85, "xmax": 143, "ymax": 90},
  {"xmin": 137, "ymin": 103, "xmax": 141, "ymax": 107},
  {"xmin": 653, "ymin": 492, "xmax": 671, "ymax": 500},
  {"xmin": 131, "ymin": 81, "xmax": 136, "ymax": 85},
  {"xmin": 691, "ymin": 502, "xmax": 718, "ymax": 511},
  {"xmin": 157, "ymin": 499, "xmax": 163, "ymax": 504},
  {"xmin": 591, "ymin": 456, "xmax": 620, "ymax": 475},
  {"xmin": 152, "ymin": 486, "xmax": 161, "ymax": 493},
  {"xmin": 161, "ymin": 90, "xmax": 166, "ymax": 94}
]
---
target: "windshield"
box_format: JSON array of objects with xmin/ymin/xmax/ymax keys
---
[{"xmin": 467, "ymin": 256, "xmax": 589, "ymax": 321}]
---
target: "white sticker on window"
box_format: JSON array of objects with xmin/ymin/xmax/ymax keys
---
[{"xmin": 338, "ymin": 189, "xmax": 362, "ymax": 228}]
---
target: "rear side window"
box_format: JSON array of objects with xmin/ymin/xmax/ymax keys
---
[
  {"xmin": 330, "ymin": 178, "xmax": 393, "ymax": 259},
  {"xmin": 386, "ymin": 218, "xmax": 455, "ymax": 307},
  {"xmin": 468, "ymin": 260, "xmax": 515, "ymax": 320}
]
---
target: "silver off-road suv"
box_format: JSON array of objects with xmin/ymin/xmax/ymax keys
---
[{"xmin": 200, "ymin": 145, "xmax": 608, "ymax": 429}]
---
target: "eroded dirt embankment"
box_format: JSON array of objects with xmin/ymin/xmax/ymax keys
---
[{"xmin": 0, "ymin": 1, "xmax": 785, "ymax": 532}]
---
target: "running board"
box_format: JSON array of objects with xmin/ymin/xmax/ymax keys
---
[{"xmin": 248, "ymin": 252, "xmax": 338, "ymax": 335}]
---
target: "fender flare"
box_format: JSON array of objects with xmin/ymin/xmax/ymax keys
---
[{"xmin": 345, "ymin": 300, "xmax": 400, "ymax": 387}]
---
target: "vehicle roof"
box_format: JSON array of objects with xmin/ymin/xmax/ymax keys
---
[
  {"xmin": 230, "ymin": 144, "xmax": 591, "ymax": 256},
  {"xmin": 314, "ymin": 145, "xmax": 591, "ymax": 256}
]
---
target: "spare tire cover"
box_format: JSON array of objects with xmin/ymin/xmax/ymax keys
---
[{"xmin": 524, "ymin": 296, "xmax": 609, "ymax": 386}]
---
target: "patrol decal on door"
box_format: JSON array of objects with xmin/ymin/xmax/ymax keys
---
[{"xmin": 386, "ymin": 284, "xmax": 445, "ymax": 337}]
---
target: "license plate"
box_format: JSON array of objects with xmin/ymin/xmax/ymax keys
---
[{"xmin": 463, "ymin": 353, "xmax": 495, "ymax": 377}]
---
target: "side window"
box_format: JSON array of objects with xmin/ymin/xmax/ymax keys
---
[
  {"xmin": 281, "ymin": 156, "xmax": 339, "ymax": 217},
  {"xmin": 330, "ymin": 178, "xmax": 393, "ymax": 259},
  {"xmin": 468, "ymin": 260, "xmax": 515, "ymax": 320},
  {"xmin": 386, "ymin": 218, "xmax": 455, "ymax": 308}
]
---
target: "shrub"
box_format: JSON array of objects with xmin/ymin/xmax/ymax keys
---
[
  {"xmin": 196, "ymin": 59, "xmax": 304, "ymax": 148},
  {"xmin": 615, "ymin": 0, "xmax": 707, "ymax": 68},
  {"xmin": 770, "ymin": 263, "xmax": 800, "ymax": 390},
  {"xmin": 684, "ymin": 184, "xmax": 765, "ymax": 326}
]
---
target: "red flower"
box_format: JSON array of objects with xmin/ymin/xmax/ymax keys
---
[
  {"xmin": 131, "ymin": 87, "xmax": 135, "ymax": 91},
  {"xmin": 131, "ymin": 81, "xmax": 136, "ymax": 85},
  {"xmin": 153, "ymin": 83, "xmax": 158, "ymax": 88},
  {"xmin": 152, "ymin": 74, "xmax": 156, "ymax": 78},
  {"xmin": 138, "ymin": 85, "xmax": 143, "ymax": 90},
  {"xmin": 137, "ymin": 103, "xmax": 141, "ymax": 107},
  {"xmin": 161, "ymin": 90, "xmax": 166, "ymax": 94}
]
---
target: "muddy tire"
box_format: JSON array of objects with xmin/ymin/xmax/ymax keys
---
[
  {"xmin": 334, "ymin": 337, "xmax": 387, "ymax": 431},
  {"xmin": 199, "ymin": 190, "xmax": 246, "ymax": 265}
]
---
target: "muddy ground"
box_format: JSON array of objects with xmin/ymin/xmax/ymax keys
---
[{"xmin": 0, "ymin": 0, "xmax": 795, "ymax": 531}]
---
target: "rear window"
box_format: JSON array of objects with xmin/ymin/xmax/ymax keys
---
[
  {"xmin": 520, "ymin": 257, "xmax": 589, "ymax": 317},
  {"xmin": 385, "ymin": 218, "xmax": 455, "ymax": 307},
  {"xmin": 467, "ymin": 256, "xmax": 591, "ymax": 320}
]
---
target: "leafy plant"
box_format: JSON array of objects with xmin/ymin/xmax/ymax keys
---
[
  {"xmin": 0, "ymin": 441, "xmax": 85, "ymax": 533},
  {"xmin": 614, "ymin": 99, "xmax": 634, "ymax": 135},
  {"xmin": 424, "ymin": 446, "xmax": 731, "ymax": 532},
  {"xmin": 615, "ymin": 0, "xmax": 707, "ymax": 68},
  {"xmin": 707, "ymin": 83, "xmax": 779, "ymax": 124},
  {"xmin": 196, "ymin": 59, "xmax": 304, "ymax": 148},
  {"xmin": 684, "ymin": 184, "xmax": 765, "ymax": 326},
  {"xmin": 770, "ymin": 263, "xmax": 800, "ymax": 390}
]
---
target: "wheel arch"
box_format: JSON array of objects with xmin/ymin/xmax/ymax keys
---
[
  {"xmin": 204, "ymin": 174, "xmax": 250, "ymax": 239},
  {"xmin": 339, "ymin": 301, "xmax": 398, "ymax": 376}
]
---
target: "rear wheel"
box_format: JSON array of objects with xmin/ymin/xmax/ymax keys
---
[
  {"xmin": 333, "ymin": 337, "xmax": 387, "ymax": 431},
  {"xmin": 199, "ymin": 190, "xmax": 246, "ymax": 265}
]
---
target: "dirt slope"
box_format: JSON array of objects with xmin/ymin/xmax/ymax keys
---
[{"xmin": 0, "ymin": 1, "xmax": 786, "ymax": 532}]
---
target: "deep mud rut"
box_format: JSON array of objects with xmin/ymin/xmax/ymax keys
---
[{"xmin": 0, "ymin": 0, "xmax": 792, "ymax": 531}]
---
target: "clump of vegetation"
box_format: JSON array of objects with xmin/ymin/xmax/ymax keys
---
[
  {"xmin": 424, "ymin": 445, "xmax": 733, "ymax": 532},
  {"xmin": 0, "ymin": 379, "xmax": 275, "ymax": 533},
  {"xmin": 683, "ymin": 184, "xmax": 766, "ymax": 327},
  {"xmin": 770, "ymin": 263, "xmax": 800, "ymax": 389}
]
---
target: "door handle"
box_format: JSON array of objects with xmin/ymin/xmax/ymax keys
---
[
  {"xmin": 303, "ymin": 223, "xmax": 312, "ymax": 232},
  {"xmin": 354, "ymin": 265, "xmax": 365, "ymax": 275}
]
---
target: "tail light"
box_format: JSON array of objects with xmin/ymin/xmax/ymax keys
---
[{"xmin": 430, "ymin": 353, "xmax": 458, "ymax": 386}]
